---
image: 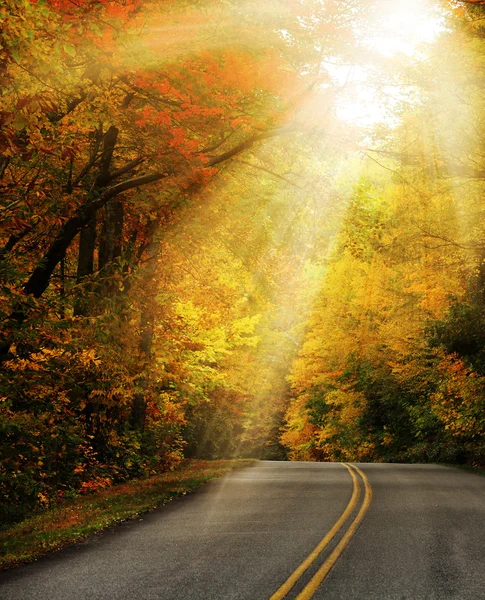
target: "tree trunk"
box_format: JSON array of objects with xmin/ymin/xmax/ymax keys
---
[
  {"xmin": 131, "ymin": 310, "xmax": 154, "ymax": 432},
  {"xmin": 74, "ymin": 214, "xmax": 97, "ymax": 316},
  {"xmin": 76, "ymin": 214, "xmax": 97, "ymax": 282},
  {"xmin": 23, "ymin": 211, "xmax": 91, "ymax": 298},
  {"xmin": 59, "ymin": 257, "xmax": 66, "ymax": 318},
  {"xmin": 130, "ymin": 237, "xmax": 161, "ymax": 431},
  {"xmin": 97, "ymin": 200, "xmax": 124, "ymax": 297},
  {"xmin": 99, "ymin": 200, "xmax": 124, "ymax": 266}
]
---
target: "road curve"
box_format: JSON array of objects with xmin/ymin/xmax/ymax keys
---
[{"xmin": 1, "ymin": 462, "xmax": 485, "ymax": 599}]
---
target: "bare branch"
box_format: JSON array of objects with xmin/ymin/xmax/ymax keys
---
[
  {"xmin": 364, "ymin": 147, "xmax": 485, "ymax": 179},
  {"xmin": 208, "ymin": 128, "xmax": 293, "ymax": 166},
  {"xmin": 0, "ymin": 221, "xmax": 38, "ymax": 260},
  {"xmin": 236, "ymin": 159, "xmax": 302, "ymax": 188},
  {"xmin": 71, "ymin": 127, "xmax": 103, "ymax": 189},
  {"xmin": 198, "ymin": 127, "xmax": 241, "ymax": 154},
  {"xmin": 0, "ymin": 198, "xmax": 23, "ymax": 215},
  {"xmin": 412, "ymin": 221, "xmax": 484, "ymax": 250},
  {"xmin": 109, "ymin": 156, "xmax": 145, "ymax": 180}
]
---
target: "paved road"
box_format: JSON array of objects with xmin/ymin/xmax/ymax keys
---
[{"xmin": 2, "ymin": 461, "xmax": 485, "ymax": 599}]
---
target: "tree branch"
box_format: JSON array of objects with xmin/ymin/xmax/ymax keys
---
[
  {"xmin": 365, "ymin": 147, "xmax": 485, "ymax": 179},
  {"xmin": 412, "ymin": 221, "xmax": 484, "ymax": 250},
  {"xmin": 198, "ymin": 127, "xmax": 241, "ymax": 154},
  {"xmin": 236, "ymin": 159, "xmax": 302, "ymax": 188},
  {"xmin": 208, "ymin": 128, "xmax": 293, "ymax": 166},
  {"xmin": 21, "ymin": 126, "xmax": 292, "ymax": 299},
  {"xmin": 71, "ymin": 127, "xmax": 103, "ymax": 189},
  {"xmin": 108, "ymin": 156, "xmax": 145, "ymax": 181}
]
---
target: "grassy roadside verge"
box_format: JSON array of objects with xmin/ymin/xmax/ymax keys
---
[{"xmin": 0, "ymin": 458, "xmax": 255, "ymax": 570}]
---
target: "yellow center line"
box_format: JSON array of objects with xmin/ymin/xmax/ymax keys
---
[
  {"xmin": 295, "ymin": 464, "xmax": 373, "ymax": 600},
  {"xmin": 269, "ymin": 463, "xmax": 360, "ymax": 600}
]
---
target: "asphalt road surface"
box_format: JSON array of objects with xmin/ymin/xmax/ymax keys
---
[{"xmin": 2, "ymin": 461, "xmax": 485, "ymax": 599}]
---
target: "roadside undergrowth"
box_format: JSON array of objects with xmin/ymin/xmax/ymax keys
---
[{"xmin": 0, "ymin": 459, "xmax": 255, "ymax": 570}]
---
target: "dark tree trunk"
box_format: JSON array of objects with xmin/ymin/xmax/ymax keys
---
[
  {"xmin": 99, "ymin": 200, "xmax": 124, "ymax": 267},
  {"xmin": 97, "ymin": 199, "xmax": 124, "ymax": 297},
  {"xmin": 95, "ymin": 126, "xmax": 119, "ymax": 187},
  {"xmin": 131, "ymin": 310, "xmax": 154, "ymax": 432},
  {"xmin": 59, "ymin": 257, "xmax": 66, "ymax": 318},
  {"xmin": 130, "ymin": 237, "xmax": 161, "ymax": 431},
  {"xmin": 23, "ymin": 211, "xmax": 91, "ymax": 298},
  {"xmin": 21, "ymin": 172, "xmax": 167, "ymax": 301},
  {"xmin": 112, "ymin": 200, "xmax": 124, "ymax": 260},
  {"xmin": 24, "ymin": 126, "xmax": 121, "ymax": 299},
  {"xmin": 76, "ymin": 214, "xmax": 97, "ymax": 282},
  {"xmin": 0, "ymin": 157, "xmax": 10, "ymax": 179},
  {"xmin": 98, "ymin": 210, "xmax": 108, "ymax": 273},
  {"xmin": 74, "ymin": 214, "xmax": 97, "ymax": 316}
]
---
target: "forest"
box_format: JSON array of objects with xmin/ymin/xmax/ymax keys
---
[{"xmin": 2, "ymin": 0, "xmax": 485, "ymax": 526}]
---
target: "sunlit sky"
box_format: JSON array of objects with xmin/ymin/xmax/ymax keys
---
[{"xmin": 331, "ymin": 0, "xmax": 445, "ymax": 125}]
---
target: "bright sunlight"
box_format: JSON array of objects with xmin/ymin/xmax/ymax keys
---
[{"xmin": 332, "ymin": 0, "xmax": 445, "ymax": 125}]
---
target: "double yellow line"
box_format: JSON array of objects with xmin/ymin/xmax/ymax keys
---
[{"xmin": 270, "ymin": 463, "xmax": 372, "ymax": 600}]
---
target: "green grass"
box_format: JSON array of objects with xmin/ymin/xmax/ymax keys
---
[{"xmin": 0, "ymin": 459, "xmax": 255, "ymax": 570}]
